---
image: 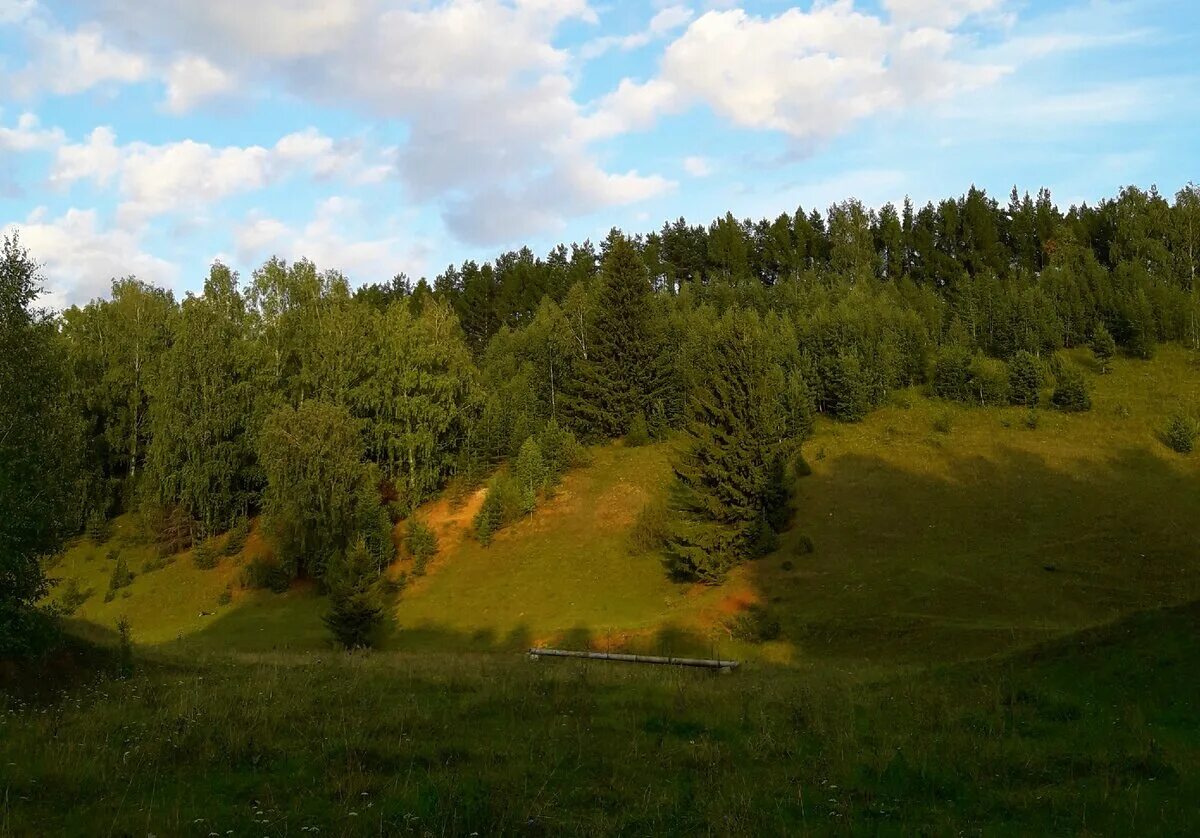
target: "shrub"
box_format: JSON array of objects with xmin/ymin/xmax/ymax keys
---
[
  {"xmin": 241, "ymin": 556, "xmax": 291, "ymax": 593},
  {"xmin": 217, "ymin": 586, "xmax": 233, "ymax": 606},
  {"xmin": 969, "ymin": 355, "xmax": 1010, "ymax": 406},
  {"xmin": 726, "ymin": 604, "xmax": 782, "ymax": 643},
  {"xmin": 140, "ymin": 555, "xmax": 172, "ymax": 575},
  {"xmin": 513, "ymin": 437, "xmax": 547, "ymax": 514},
  {"xmin": 781, "ymin": 559, "xmax": 795, "ymax": 572},
  {"xmin": 107, "ymin": 554, "xmax": 133, "ymax": 597},
  {"xmin": 1050, "ymin": 365, "xmax": 1092, "ymax": 412},
  {"xmin": 539, "ymin": 419, "xmax": 581, "ymax": 481},
  {"xmin": 223, "ymin": 516, "xmax": 251, "ymax": 556},
  {"xmin": 116, "ymin": 617, "xmax": 134, "ymax": 680},
  {"xmin": 796, "ymin": 534, "xmax": 815, "ymax": 555},
  {"xmin": 56, "ymin": 578, "xmax": 92, "ymax": 616},
  {"xmin": 1024, "ymin": 409, "xmax": 1040, "ymax": 430},
  {"xmin": 932, "ymin": 344, "xmax": 973, "ymax": 402},
  {"xmin": 932, "ymin": 413, "xmax": 952, "ymax": 434},
  {"xmin": 1091, "ymin": 322, "xmax": 1116, "ymax": 373},
  {"xmin": 1008, "ymin": 351, "xmax": 1042, "ymax": 407},
  {"xmin": 745, "ymin": 515, "xmax": 780, "ymax": 559},
  {"xmin": 406, "ymin": 518, "xmax": 439, "ymax": 576},
  {"xmin": 192, "ymin": 540, "xmax": 219, "ymax": 570},
  {"xmin": 474, "ymin": 475, "xmax": 523, "ymax": 545},
  {"xmin": 86, "ymin": 510, "xmax": 111, "ymax": 544},
  {"xmin": 324, "ymin": 540, "xmax": 386, "ymax": 650},
  {"xmin": 1162, "ymin": 413, "xmax": 1198, "ymax": 454},
  {"xmin": 625, "ymin": 412, "xmax": 651, "ymax": 447},
  {"xmin": 631, "ymin": 496, "xmax": 671, "ymax": 553}
]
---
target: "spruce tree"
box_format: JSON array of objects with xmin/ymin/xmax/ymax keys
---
[
  {"xmin": 323, "ymin": 539, "xmax": 386, "ymax": 649},
  {"xmin": 1091, "ymin": 322, "xmax": 1117, "ymax": 373},
  {"xmin": 665, "ymin": 311, "xmax": 787, "ymax": 583},
  {"xmin": 560, "ymin": 234, "xmax": 675, "ymax": 439},
  {"xmin": 1008, "ymin": 350, "xmax": 1043, "ymax": 407}
]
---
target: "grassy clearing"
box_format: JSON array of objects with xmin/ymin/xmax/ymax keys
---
[
  {"xmin": 45, "ymin": 347, "xmax": 1200, "ymax": 670},
  {"xmin": 2, "ymin": 602, "xmax": 1197, "ymax": 835}
]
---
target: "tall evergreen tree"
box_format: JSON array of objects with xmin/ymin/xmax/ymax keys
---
[
  {"xmin": 560, "ymin": 234, "xmax": 675, "ymax": 439},
  {"xmin": 665, "ymin": 310, "xmax": 787, "ymax": 583}
]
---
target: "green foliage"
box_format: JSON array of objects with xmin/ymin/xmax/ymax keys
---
[
  {"xmin": 538, "ymin": 419, "xmax": 581, "ymax": 481},
  {"xmin": 666, "ymin": 310, "xmax": 788, "ymax": 582},
  {"xmin": 323, "ymin": 540, "xmax": 387, "ymax": 650},
  {"xmin": 86, "ymin": 511, "xmax": 111, "ymax": 544},
  {"xmin": 1024, "ymin": 409, "xmax": 1041, "ymax": 430},
  {"xmin": 1162, "ymin": 412, "xmax": 1198, "ymax": 453},
  {"xmin": 192, "ymin": 540, "xmax": 219, "ymax": 570},
  {"xmin": 1050, "ymin": 364, "xmax": 1092, "ymax": 412},
  {"xmin": 933, "ymin": 344, "xmax": 974, "ymax": 402},
  {"xmin": 513, "ymin": 437, "xmax": 547, "ymax": 514},
  {"xmin": 1091, "ymin": 322, "xmax": 1117, "ymax": 373},
  {"xmin": 1, "ymin": 233, "xmax": 78, "ymax": 656},
  {"xmin": 624, "ymin": 413, "xmax": 651, "ymax": 447},
  {"xmin": 223, "ymin": 516, "xmax": 251, "ymax": 557},
  {"xmin": 781, "ymin": 370, "xmax": 816, "ymax": 439},
  {"xmin": 55, "ymin": 577, "xmax": 92, "ymax": 616},
  {"xmin": 257, "ymin": 401, "xmax": 388, "ymax": 581},
  {"xmin": 1008, "ymin": 351, "xmax": 1043, "ymax": 407},
  {"xmin": 217, "ymin": 586, "xmax": 233, "ymax": 607},
  {"xmin": 828, "ymin": 351, "xmax": 873, "ymax": 422},
  {"xmin": 560, "ymin": 234, "xmax": 676, "ymax": 439},
  {"xmin": 932, "ymin": 413, "xmax": 953, "ymax": 434},
  {"xmin": 474, "ymin": 475, "xmax": 523, "ymax": 546},
  {"xmin": 631, "ymin": 496, "xmax": 671, "ymax": 554},
  {"xmin": 726, "ymin": 604, "xmax": 782, "ymax": 643},
  {"xmin": 406, "ymin": 518, "xmax": 439, "ymax": 576},
  {"xmin": 241, "ymin": 557, "xmax": 291, "ymax": 594},
  {"xmin": 116, "ymin": 617, "xmax": 134, "ymax": 680},
  {"xmin": 105, "ymin": 554, "xmax": 133, "ymax": 602},
  {"xmin": 969, "ymin": 355, "xmax": 1010, "ymax": 405}
]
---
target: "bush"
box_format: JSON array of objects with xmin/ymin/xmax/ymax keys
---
[
  {"xmin": 1008, "ymin": 351, "xmax": 1043, "ymax": 407},
  {"xmin": 726, "ymin": 604, "xmax": 782, "ymax": 643},
  {"xmin": 474, "ymin": 475, "xmax": 523, "ymax": 546},
  {"xmin": 513, "ymin": 437, "xmax": 547, "ymax": 514},
  {"xmin": 745, "ymin": 515, "xmax": 780, "ymax": 559},
  {"xmin": 932, "ymin": 413, "xmax": 952, "ymax": 434},
  {"xmin": 932, "ymin": 344, "xmax": 973, "ymax": 402},
  {"xmin": 795, "ymin": 534, "xmax": 815, "ymax": 555},
  {"xmin": 631, "ymin": 496, "xmax": 671, "ymax": 553},
  {"xmin": 1024, "ymin": 409, "xmax": 1040, "ymax": 430},
  {"xmin": 406, "ymin": 518, "xmax": 439, "ymax": 576},
  {"xmin": 223, "ymin": 516, "xmax": 251, "ymax": 556},
  {"xmin": 241, "ymin": 556, "xmax": 291, "ymax": 593},
  {"xmin": 625, "ymin": 412, "xmax": 651, "ymax": 447},
  {"xmin": 1050, "ymin": 365, "xmax": 1092, "ymax": 412},
  {"xmin": 969, "ymin": 355, "xmax": 1010, "ymax": 406},
  {"xmin": 107, "ymin": 554, "xmax": 133, "ymax": 597},
  {"xmin": 539, "ymin": 419, "xmax": 582, "ymax": 481},
  {"xmin": 217, "ymin": 586, "xmax": 233, "ymax": 606},
  {"xmin": 192, "ymin": 540, "xmax": 219, "ymax": 570},
  {"xmin": 56, "ymin": 578, "xmax": 92, "ymax": 616},
  {"xmin": 86, "ymin": 510, "xmax": 111, "ymax": 544},
  {"xmin": 1162, "ymin": 413, "xmax": 1198, "ymax": 454},
  {"xmin": 140, "ymin": 555, "xmax": 172, "ymax": 575},
  {"xmin": 116, "ymin": 617, "xmax": 134, "ymax": 680},
  {"xmin": 1091, "ymin": 322, "xmax": 1117, "ymax": 373},
  {"xmin": 323, "ymin": 540, "xmax": 386, "ymax": 650}
]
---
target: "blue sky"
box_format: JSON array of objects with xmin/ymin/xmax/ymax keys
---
[{"xmin": 0, "ymin": 0, "xmax": 1197, "ymax": 306}]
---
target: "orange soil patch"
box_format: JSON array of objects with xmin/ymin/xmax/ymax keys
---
[{"xmin": 390, "ymin": 486, "xmax": 487, "ymax": 578}]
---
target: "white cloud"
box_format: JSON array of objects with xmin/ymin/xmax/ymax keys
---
[
  {"xmin": 0, "ymin": 111, "xmax": 63, "ymax": 151},
  {"xmin": 883, "ymin": 0, "xmax": 1007, "ymax": 29},
  {"xmin": 11, "ymin": 23, "xmax": 149, "ymax": 97},
  {"xmin": 3, "ymin": 208, "xmax": 176, "ymax": 307},
  {"xmin": 0, "ymin": 0, "xmax": 34, "ymax": 25},
  {"xmin": 581, "ymin": 4, "xmax": 694, "ymax": 59},
  {"xmin": 591, "ymin": 4, "xmax": 1009, "ymax": 145},
  {"xmin": 232, "ymin": 199, "xmax": 428, "ymax": 284},
  {"xmin": 683, "ymin": 156, "xmax": 712, "ymax": 177},
  {"xmin": 162, "ymin": 54, "xmax": 236, "ymax": 113},
  {"xmin": 50, "ymin": 127, "xmax": 395, "ymax": 224}
]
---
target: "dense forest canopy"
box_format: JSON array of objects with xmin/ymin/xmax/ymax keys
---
[{"xmin": 3, "ymin": 181, "xmax": 1199, "ymax": 650}]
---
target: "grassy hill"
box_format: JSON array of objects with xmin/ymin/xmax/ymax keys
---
[
  {"xmin": 7, "ymin": 347, "xmax": 1200, "ymax": 833},
  {"xmin": 47, "ymin": 346, "xmax": 1200, "ymax": 668}
]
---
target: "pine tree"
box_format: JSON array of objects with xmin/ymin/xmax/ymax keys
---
[
  {"xmin": 1091, "ymin": 322, "xmax": 1117, "ymax": 373},
  {"xmin": 560, "ymin": 234, "xmax": 675, "ymax": 439},
  {"xmin": 323, "ymin": 539, "xmax": 386, "ymax": 649},
  {"xmin": 1008, "ymin": 350, "xmax": 1043, "ymax": 407},
  {"xmin": 665, "ymin": 311, "xmax": 787, "ymax": 583}
]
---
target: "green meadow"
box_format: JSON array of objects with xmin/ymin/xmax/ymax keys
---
[{"xmin": 5, "ymin": 347, "xmax": 1199, "ymax": 834}]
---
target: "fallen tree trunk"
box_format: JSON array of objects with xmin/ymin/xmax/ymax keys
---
[{"xmin": 528, "ymin": 648, "xmax": 739, "ymax": 670}]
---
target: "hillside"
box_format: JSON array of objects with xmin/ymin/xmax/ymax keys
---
[{"xmin": 47, "ymin": 347, "xmax": 1200, "ymax": 671}]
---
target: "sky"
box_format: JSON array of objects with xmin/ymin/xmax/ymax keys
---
[{"xmin": 0, "ymin": 0, "xmax": 1197, "ymax": 307}]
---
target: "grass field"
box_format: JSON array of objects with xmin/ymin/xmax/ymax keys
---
[{"xmin": 6, "ymin": 347, "xmax": 1198, "ymax": 833}]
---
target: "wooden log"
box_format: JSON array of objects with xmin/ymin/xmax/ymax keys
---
[{"xmin": 528, "ymin": 648, "xmax": 739, "ymax": 670}]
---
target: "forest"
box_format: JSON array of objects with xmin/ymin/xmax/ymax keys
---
[{"xmin": 3, "ymin": 181, "xmax": 1200, "ymax": 655}]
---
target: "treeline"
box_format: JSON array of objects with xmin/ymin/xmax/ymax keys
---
[{"xmin": 2, "ymin": 182, "xmax": 1198, "ymax": 651}]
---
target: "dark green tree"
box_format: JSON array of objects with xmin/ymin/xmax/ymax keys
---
[
  {"xmin": 665, "ymin": 311, "xmax": 787, "ymax": 583},
  {"xmin": 560, "ymin": 234, "xmax": 675, "ymax": 439},
  {"xmin": 1008, "ymin": 350, "xmax": 1043, "ymax": 407},
  {"xmin": 323, "ymin": 539, "xmax": 387, "ymax": 649},
  {"xmin": 1091, "ymin": 322, "xmax": 1117, "ymax": 373}
]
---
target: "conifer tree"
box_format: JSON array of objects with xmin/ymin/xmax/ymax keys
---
[
  {"xmin": 665, "ymin": 311, "xmax": 787, "ymax": 583},
  {"xmin": 1091, "ymin": 322, "xmax": 1117, "ymax": 373},
  {"xmin": 560, "ymin": 234, "xmax": 675, "ymax": 439},
  {"xmin": 323, "ymin": 539, "xmax": 386, "ymax": 649}
]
